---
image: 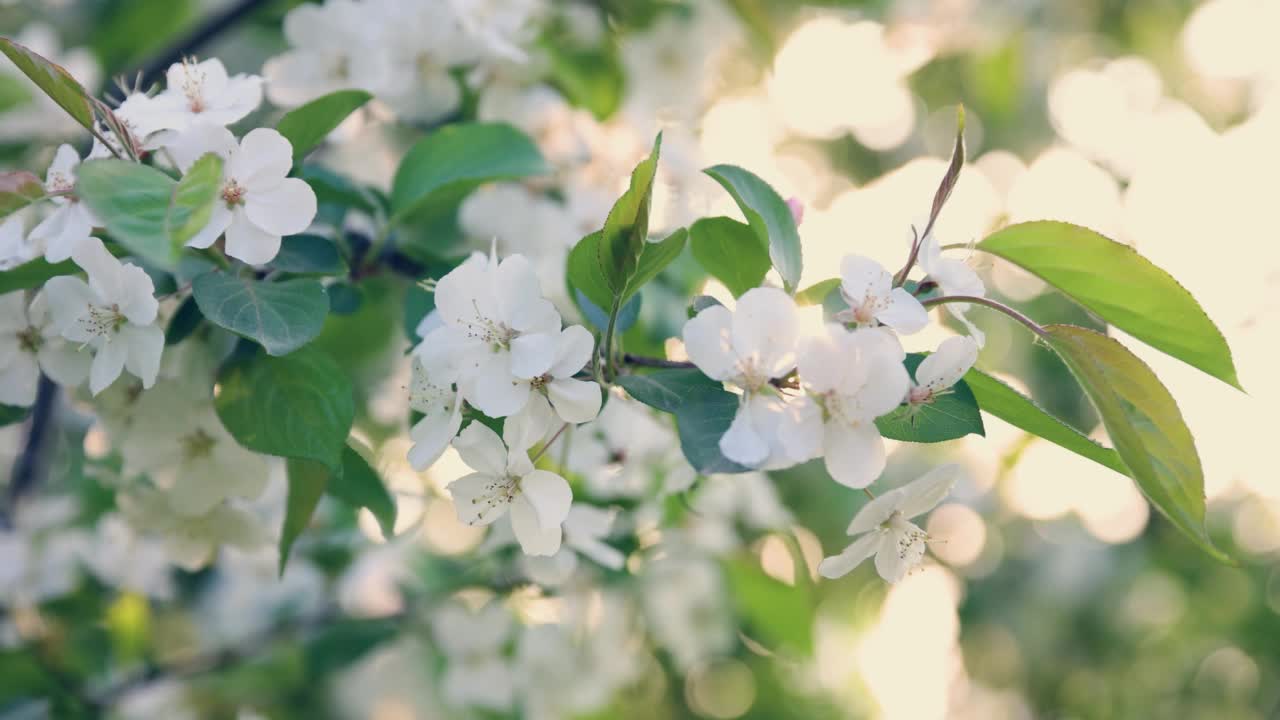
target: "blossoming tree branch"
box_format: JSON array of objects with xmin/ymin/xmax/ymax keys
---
[{"xmin": 0, "ymin": 5, "xmax": 1240, "ymax": 600}]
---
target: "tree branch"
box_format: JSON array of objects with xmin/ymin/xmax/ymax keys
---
[
  {"xmin": 3, "ymin": 376, "xmax": 57, "ymax": 528},
  {"xmin": 135, "ymin": 0, "xmax": 277, "ymax": 88}
]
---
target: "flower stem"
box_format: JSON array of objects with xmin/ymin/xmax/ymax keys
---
[
  {"xmin": 531, "ymin": 423, "xmax": 570, "ymax": 464},
  {"xmin": 622, "ymin": 354, "xmax": 696, "ymax": 370},
  {"xmin": 602, "ymin": 295, "xmax": 622, "ymax": 382},
  {"xmin": 921, "ymin": 294, "xmax": 1048, "ymax": 339}
]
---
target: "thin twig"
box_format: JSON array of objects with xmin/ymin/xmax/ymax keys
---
[
  {"xmin": 530, "ymin": 423, "xmax": 570, "ymax": 463},
  {"xmin": 621, "ymin": 354, "xmax": 696, "ymax": 370},
  {"xmin": 921, "ymin": 294, "xmax": 1048, "ymax": 339},
  {"xmin": 3, "ymin": 377, "xmax": 57, "ymax": 528}
]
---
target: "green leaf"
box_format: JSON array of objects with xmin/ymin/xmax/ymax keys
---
[
  {"xmin": 281, "ymin": 457, "xmax": 329, "ymax": 572},
  {"xmin": 76, "ymin": 159, "xmax": 180, "ymax": 270},
  {"xmin": 0, "ymin": 403, "xmax": 30, "ymax": 427},
  {"xmin": 545, "ymin": 43, "xmax": 624, "ymax": 120},
  {"xmin": 326, "ymin": 282, "xmax": 362, "ymax": 314},
  {"xmin": 0, "ymin": 170, "xmax": 45, "ymax": 219},
  {"xmin": 164, "ymin": 294, "xmax": 202, "ymax": 346},
  {"xmin": 1043, "ymin": 324, "xmax": 1228, "ymax": 562},
  {"xmin": 577, "ymin": 290, "xmax": 640, "ymax": 334},
  {"xmin": 963, "ymin": 368, "xmax": 1128, "ymax": 475},
  {"xmin": 876, "ymin": 354, "xmax": 984, "ymax": 442},
  {"xmin": 191, "ymin": 271, "xmax": 329, "ymax": 356},
  {"xmin": 703, "ymin": 164, "xmax": 803, "ymax": 292},
  {"xmin": 276, "ymin": 90, "xmax": 372, "ymax": 162},
  {"xmin": 0, "ymin": 257, "xmax": 78, "ymax": 295},
  {"xmin": 0, "ymin": 37, "xmax": 95, "ymax": 130},
  {"xmin": 296, "ymin": 165, "xmax": 379, "ymax": 215},
  {"xmin": 723, "ymin": 556, "xmax": 813, "ymax": 655},
  {"xmin": 329, "ymin": 444, "xmax": 397, "ymax": 539},
  {"xmin": 628, "ymin": 227, "xmax": 687, "ymax": 298},
  {"xmin": 268, "ymin": 234, "xmax": 347, "ymax": 275},
  {"xmin": 390, "ymin": 122, "xmax": 547, "ymax": 222},
  {"xmin": 166, "ymin": 153, "xmax": 223, "ymax": 246},
  {"xmin": 595, "ymin": 133, "xmax": 662, "ymax": 303},
  {"xmin": 0, "ymin": 74, "xmax": 33, "ymax": 113},
  {"xmin": 568, "ymin": 226, "xmax": 685, "ymax": 314},
  {"xmin": 689, "ymin": 216, "xmax": 771, "ymax": 296},
  {"xmin": 617, "ymin": 369, "xmax": 751, "ymax": 474},
  {"xmin": 214, "ymin": 346, "xmax": 354, "ymax": 472},
  {"xmin": 978, "ymin": 221, "xmax": 1241, "ymax": 389},
  {"xmin": 794, "ymin": 278, "xmax": 838, "ymax": 307}
]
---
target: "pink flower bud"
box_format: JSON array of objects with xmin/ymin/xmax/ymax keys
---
[{"xmin": 786, "ymin": 196, "xmax": 805, "ymax": 226}]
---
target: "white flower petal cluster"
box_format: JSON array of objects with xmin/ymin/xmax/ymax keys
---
[
  {"xmin": 919, "ymin": 229, "xmax": 988, "ymax": 346},
  {"xmin": 29, "ymin": 144, "xmax": 100, "ymax": 263},
  {"xmin": 118, "ymin": 485, "xmax": 269, "ymax": 572},
  {"xmin": 818, "ymin": 464, "xmax": 962, "ymax": 582},
  {"xmin": 0, "ymin": 290, "xmax": 89, "ymax": 405},
  {"xmin": 143, "ymin": 58, "xmax": 263, "ymax": 135},
  {"xmin": 431, "ymin": 601, "xmax": 517, "ymax": 712},
  {"xmin": 44, "ymin": 239, "xmax": 163, "ymax": 395},
  {"xmin": 908, "ymin": 335, "xmax": 980, "ymax": 406}
]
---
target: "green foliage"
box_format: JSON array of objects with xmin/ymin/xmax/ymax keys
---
[
  {"xmin": 545, "ymin": 43, "xmax": 625, "ymax": 120},
  {"xmin": 91, "ymin": 0, "xmax": 194, "ymax": 70},
  {"xmin": 979, "ymin": 221, "xmax": 1241, "ymax": 389},
  {"xmin": 167, "ymin": 153, "xmax": 223, "ymax": 246},
  {"xmin": 617, "ymin": 369, "xmax": 751, "ymax": 474},
  {"xmin": 794, "ymin": 278, "xmax": 839, "ymax": 307},
  {"xmin": 0, "ymin": 170, "xmax": 45, "ymax": 219},
  {"xmin": 191, "ymin": 271, "xmax": 329, "ymax": 356},
  {"xmin": 329, "ymin": 444, "xmax": 397, "ymax": 539},
  {"xmin": 703, "ymin": 164, "xmax": 803, "ymax": 292},
  {"xmin": 876, "ymin": 354, "xmax": 984, "ymax": 442},
  {"xmin": 723, "ymin": 555, "xmax": 813, "ymax": 655},
  {"xmin": 281, "ymin": 457, "xmax": 330, "ymax": 572},
  {"xmin": 164, "ymin": 294, "xmax": 202, "ymax": 345},
  {"xmin": 267, "ymin": 234, "xmax": 347, "ymax": 275},
  {"xmin": 963, "ymin": 367, "xmax": 1128, "ymax": 475},
  {"xmin": 389, "ymin": 122, "xmax": 548, "ymax": 223},
  {"xmin": 598, "ymin": 133, "xmax": 662, "ymax": 300},
  {"xmin": 214, "ymin": 347, "xmax": 355, "ymax": 473},
  {"xmin": 690, "ymin": 216, "xmax": 771, "ymax": 296},
  {"xmin": 0, "ymin": 403, "xmax": 30, "ymax": 427},
  {"xmin": 1044, "ymin": 324, "xmax": 1228, "ymax": 562},
  {"xmin": 0, "ymin": 257, "xmax": 78, "ymax": 294},
  {"xmin": 0, "ymin": 37, "xmax": 95, "ymax": 131},
  {"xmin": 568, "ymin": 226, "xmax": 686, "ymax": 313},
  {"xmin": 76, "ymin": 159, "xmax": 181, "ymax": 270},
  {"xmin": 275, "ymin": 90, "xmax": 373, "ymax": 162}
]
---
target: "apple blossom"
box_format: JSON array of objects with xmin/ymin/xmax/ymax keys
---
[
  {"xmin": 818, "ymin": 464, "xmax": 961, "ymax": 583},
  {"xmin": 431, "ymin": 600, "xmax": 516, "ymax": 712},
  {"xmin": 447, "ymin": 421, "xmax": 573, "ymax": 556},
  {"xmin": 837, "ymin": 253, "xmax": 928, "ymax": 333},
  {"xmin": 263, "ymin": 0, "xmax": 399, "ymax": 108},
  {"xmin": 117, "ymin": 486, "xmax": 269, "ymax": 571},
  {"xmin": 0, "ymin": 290, "xmax": 90, "ymax": 405},
  {"xmin": 908, "ymin": 335, "xmax": 980, "ymax": 406},
  {"xmin": 166, "ymin": 124, "xmax": 317, "ymax": 265},
  {"xmin": 406, "ymin": 344, "xmax": 463, "ymax": 470},
  {"xmin": 682, "ymin": 287, "xmax": 800, "ymax": 467},
  {"xmin": 28, "ymin": 144, "xmax": 99, "ymax": 262},
  {"xmin": 146, "ymin": 58, "xmax": 263, "ymax": 133},
  {"xmin": 781, "ymin": 325, "xmax": 909, "ymax": 488},
  {"xmin": 44, "ymin": 239, "xmax": 163, "ymax": 395},
  {"xmin": 919, "ymin": 230, "xmax": 987, "ymax": 345}
]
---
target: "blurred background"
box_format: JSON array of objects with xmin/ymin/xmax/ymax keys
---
[{"xmin": 2, "ymin": 0, "xmax": 1279, "ymax": 718}]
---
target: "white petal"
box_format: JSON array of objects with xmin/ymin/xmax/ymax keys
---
[
  {"xmin": 568, "ymin": 534, "xmax": 625, "ymax": 570},
  {"xmin": 0, "ymin": 352, "xmax": 38, "ymax": 406},
  {"xmin": 548, "ymin": 325, "xmax": 594, "ymax": 378},
  {"xmin": 224, "ymin": 211, "xmax": 281, "ymax": 266},
  {"xmin": 731, "ymin": 287, "xmax": 797, "ymax": 378},
  {"xmin": 876, "ymin": 287, "xmax": 928, "ymax": 334},
  {"xmin": 114, "ymin": 263, "xmax": 159, "ymax": 326},
  {"xmin": 460, "ymin": 351, "xmax": 530, "ymax": 418},
  {"xmin": 776, "ymin": 395, "xmax": 824, "ymax": 462},
  {"xmin": 874, "ymin": 530, "xmax": 912, "ymax": 583},
  {"xmin": 227, "ymin": 128, "xmax": 293, "ymax": 192},
  {"xmin": 502, "ymin": 393, "xmax": 555, "ymax": 456},
  {"xmin": 448, "ymin": 472, "xmax": 510, "ymax": 526},
  {"xmin": 682, "ymin": 304, "xmax": 736, "ymax": 381},
  {"xmin": 184, "ymin": 203, "xmax": 233, "ymax": 249},
  {"xmin": 719, "ymin": 402, "xmax": 769, "ymax": 467},
  {"xmin": 89, "ymin": 336, "xmax": 128, "ymax": 395},
  {"xmin": 510, "ymin": 495, "xmax": 563, "ymax": 556},
  {"xmin": 43, "ymin": 276, "xmax": 95, "ymax": 337},
  {"xmin": 822, "ymin": 421, "xmax": 885, "ymax": 489},
  {"xmin": 839, "ymin": 254, "xmax": 891, "ymax": 306},
  {"xmin": 71, "ymin": 238, "xmax": 122, "ymax": 300},
  {"xmin": 434, "ymin": 253, "xmax": 500, "ymax": 328},
  {"xmin": 897, "ymin": 464, "xmax": 962, "ymax": 519},
  {"xmin": 37, "ymin": 343, "xmax": 89, "ymax": 387},
  {"xmin": 546, "ymin": 378, "xmax": 601, "ymax": 424},
  {"xmin": 508, "ymin": 331, "xmax": 557, "ymax": 379},
  {"xmin": 244, "ymin": 178, "xmax": 317, "ymax": 236},
  {"xmin": 407, "ymin": 396, "xmax": 463, "ymax": 471},
  {"xmin": 494, "ymin": 254, "xmax": 558, "ymax": 333},
  {"xmin": 916, "ymin": 336, "xmax": 979, "ymax": 393},
  {"xmin": 165, "ymin": 123, "xmax": 238, "ymax": 171},
  {"xmin": 518, "ymin": 470, "xmax": 573, "ymax": 529},
  {"xmin": 856, "ymin": 352, "xmax": 912, "ymax": 420},
  {"xmin": 453, "ymin": 421, "xmax": 509, "ymax": 476},
  {"xmin": 120, "ymin": 324, "xmax": 163, "ymax": 389},
  {"xmin": 817, "ymin": 532, "xmax": 881, "ymax": 579}
]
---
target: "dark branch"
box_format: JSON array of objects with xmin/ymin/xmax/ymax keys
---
[
  {"xmin": 135, "ymin": 0, "xmax": 277, "ymax": 87},
  {"xmin": 3, "ymin": 376, "xmax": 57, "ymax": 528}
]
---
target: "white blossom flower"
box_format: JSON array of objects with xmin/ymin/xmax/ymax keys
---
[
  {"xmin": 0, "ymin": 290, "xmax": 89, "ymax": 405},
  {"xmin": 376, "ymin": 0, "xmax": 466, "ymax": 124},
  {"xmin": 406, "ymin": 345, "xmax": 463, "ymax": 471},
  {"xmin": 818, "ymin": 464, "xmax": 961, "ymax": 583},
  {"xmin": 28, "ymin": 144, "xmax": 99, "ymax": 262},
  {"xmin": 117, "ymin": 486, "xmax": 268, "ymax": 571},
  {"xmin": 919, "ymin": 231, "xmax": 987, "ymax": 346},
  {"xmin": 448, "ymin": 0, "xmax": 542, "ymax": 64},
  {"xmin": 263, "ymin": 0, "xmax": 399, "ymax": 108},
  {"xmin": 837, "ymin": 254, "xmax": 927, "ymax": 333},
  {"xmin": 44, "ymin": 239, "xmax": 163, "ymax": 395},
  {"xmin": 907, "ymin": 335, "xmax": 979, "ymax": 406},
  {"xmin": 167, "ymin": 124, "xmax": 317, "ymax": 265},
  {"xmin": 146, "ymin": 58, "xmax": 263, "ymax": 133},
  {"xmin": 120, "ymin": 382, "xmax": 269, "ymax": 516},
  {"xmin": 0, "ymin": 213, "xmax": 34, "ymax": 269},
  {"xmin": 567, "ymin": 394, "xmax": 695, "ymax": 499},
  {"xmin": 429, "ymin": 249, "xmax": 568, "ymax": 417},
  {"xmin": 447, "ymin": 421, "xmax": 573, "ymax": 556},
  {"xmin": 682, "ymin": 287, "xmax": 799, "ymax": 467},
  {"xmin": 782, "ymin": 326, "xmax": 908, "ymax": 488},
  {"xmin": 431, "ymin": 600, "xmax": 515, "ymax": 712}
]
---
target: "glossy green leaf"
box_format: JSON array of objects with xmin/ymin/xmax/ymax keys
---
[
  {"xmin": 329, "ymin": 444, "xmax": 397, "ymax": 539},
  {"xmin": 0, "ymin": 37, "xmax": 95, "ymax": 130},
  {"xmin": 0, "ymin": 403, "xmax": 30, "ymax": 427},
  {"xmin": 268, "ymin": 234, "xmax": 347, "ymax": 275},
  {"xmin": 963, "ymin": 367, "xmax": 1128, "ymax": 475},
  {"xmin": 0, "ymin": 258, "xmax": 78, "ymax": 295},
  {"xmin": 569, "ymin": 227, "xmax": 685, "ymax": 314},
  {"xmin": 723, "ymin": 556, "xmax": 813, "ymax": 655},
  {"xmin": 276, "ymin": 90, "xmax": 372, "ymax": 162},
  {"xmin": 164, "ymin": 295, "xmax": 202, "ymax": 346},
  {"xmin": 192, "ymin": 271, "xmax": 329, "ymax": 356},
  {"xmin": 876, "ymin": 354, "xmax": 984, "ymax": 442},
  {"xmin": 1044, "ymin": 324, "xmax": 1228, "ymax": 561},
  {"xmin": 281, "ymin": 457, "xmax": 329, "ymax": 573},
  {"xmin": 794, "ymin": 278, "xmax": 838, "ymax": 307},
  {"xmin": 577, "ymin": 290, "xmax": 640, "ymax": 334},
  {"xmin": 979, "ymin": 221, "xmax": 1240, "ymax": 389},
  {"xmin": 214, "ymin": 346, "xmax": 354, "ymax": 472},
  {"xmin": 690, "ymin": 216, "xmax": 771, "ymax": 296},
  {"xmin": 703, "ymin": 164, "xmax": 802, "ymax": 292},
  {"xmin": 390, "ymin": 122, "xmax": 547, "ymax": 222},
  {"xmin": 617, "ymin": 368, "xmax": 751, "ymax": 474},
  {"xmin": 545, "ymin": 43, "xmax": 623, "ymax": 120},
  {"xmin": 167, "ymin": 153, "xmax": 223, "ymax": 246},
  {"xmin": 598, "ymin": 134, "xmax": 662, "ymax": 298},
  {"xmin": 77, "ymin": 159, "xmax": 180, "ymax": 270},
  {"xmin": 0, "ymin": 170, "xmax": 45, "ymax": 219}
]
